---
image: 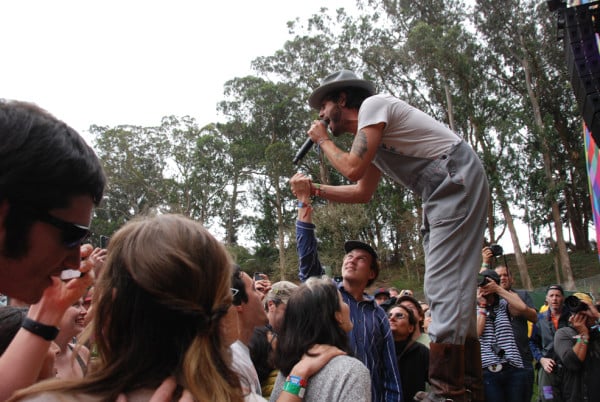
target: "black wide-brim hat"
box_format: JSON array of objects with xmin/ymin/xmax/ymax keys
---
[{"xmin": 308, "ymin": 70, "xmax": 376, "ymax": 109}]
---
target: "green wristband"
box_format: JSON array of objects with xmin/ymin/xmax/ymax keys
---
[{"xmin": 283, "ymin": 380, "xmax": 305, "ymax": 398}]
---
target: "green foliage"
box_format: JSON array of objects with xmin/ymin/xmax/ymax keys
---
[
  {"xmin": 87, "ymin": 0, "xmax": 594, "ymax": 285},
  {"xmin": 372, "ymin": 250, "xmax": 600, "ymax": 302}
]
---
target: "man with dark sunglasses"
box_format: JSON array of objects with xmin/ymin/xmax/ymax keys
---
[
  {"xmin": 0, "ymin": 101, "xmax": 105, "ymax": 303},
  {"xmin": 0, "ymin": 100, "xmax": 105, "ymax": 399}
]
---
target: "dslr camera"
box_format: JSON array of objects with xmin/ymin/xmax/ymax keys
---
[
  {"xmin": 565, "ymin": 295, "xmax": 589, "ymax": 313},
  {"xmin": 478, "ymin": 270, "xmax": 500, "ymax": 287},
  {"xmin": 489, "ymin": 244, "xmax": 503, "ymax": 257}
]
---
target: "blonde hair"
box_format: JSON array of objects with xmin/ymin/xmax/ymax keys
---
[{"xmin": 11, "ymin": 214, "xmax": 243, "ymax": 402}]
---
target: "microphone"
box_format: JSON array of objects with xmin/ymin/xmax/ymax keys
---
[{"xmin": 293, "ymin": 120, "xmax": 328, "ymax": 165}]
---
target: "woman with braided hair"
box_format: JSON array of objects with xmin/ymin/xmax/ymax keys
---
[
  {"xmin": 10, "ymin": 214, "xmax": 242, "ymax": 402},
  {"xmin": 10, "ymin": 214, "xmax": 345, "ymax": 402}
]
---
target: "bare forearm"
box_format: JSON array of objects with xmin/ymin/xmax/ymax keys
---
[
  {"xmin": 522, "ymin": 306, "xmax": 538, "ymax": 323},
  {"xmin": 498, "ymin": 288, "xmax": 528, "ymax": 316},
  {"xmin": 297, "ymin": 203, "xmax": 313, "ymax": 224},
  {"xmin": 0, "ymin": 329, "xmax": 50, "ymax": 400},
  {"xmin": 318, "ymin": 140, "xmax": 360, "ymax": 179},
  {"xmin": 313, "ymin": 183, "xmax": 371, "ymax": 203},
  {"xmin": 573, "ymin": 336, "xmax": 589, "ymax": 362},
  {"xmin": 311, "ymin": 165, "xmax": 381, "ymax": 204},
  {"xmin": 477, "ymin": 312, "xmax": 486, "ymax": 337}
]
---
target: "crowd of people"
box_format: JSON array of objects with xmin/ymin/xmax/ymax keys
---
[{"xmin": 1, "ymin": 70, "xmax": 599, "ymax": 402}]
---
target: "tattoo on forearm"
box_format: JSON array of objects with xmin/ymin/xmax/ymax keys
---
[{"xmin": 351, "ymin": 130, "xmax": 368, "ymax": 159}]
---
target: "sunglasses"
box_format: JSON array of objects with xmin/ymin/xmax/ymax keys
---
[
  {"xmin": 388, "ymin": 312, "xmax": 407, "ymax": 320},
  {"xmin": 34, "ymin": 210, "xmax": 90, "ymax": 248}
]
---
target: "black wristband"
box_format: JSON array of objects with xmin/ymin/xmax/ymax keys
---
[{"xmin": 22, "ymin": 317, "xmax": 60, "ymax": 341}]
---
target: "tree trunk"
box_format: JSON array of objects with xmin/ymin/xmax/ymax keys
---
[
  {"xmin": 274, "ymin": 176, "xmax": 287, "ymax": 280},
  {"xmin": 499, "ymin": 196, "xmax": 533, "ymax": 290},
  {"xmin": 520, "ymin": 33, "xmax": 576, "ymax": 290},
  {"xmin": 443, "ymin": 81, "xmax": 456, "ymax": 132},
  {"xmin": 225, "ymin": 173, "xmax": 240, "ymax": 245}
]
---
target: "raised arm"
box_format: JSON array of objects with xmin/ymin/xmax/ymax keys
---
[
  {"xmin": 290, "ymin": 173, "xmax": 324, "ymax": 282},
  {"xmin": 482, "ymin": 281, "xmax": 528, "ymax": 318},
  {"xmin": 519, "ymin": 291, "xmax": 539, "ymax": 323}
]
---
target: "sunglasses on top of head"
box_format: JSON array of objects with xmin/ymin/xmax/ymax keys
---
[{"xmin": 33, "ymin": 210, "xmax": 90, "ymax": 248}]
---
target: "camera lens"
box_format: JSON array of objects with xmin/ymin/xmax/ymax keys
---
[
  {"xmin": 565, "ymin": 295, "xmax": 588, "ymax": 313},
  {"xmin": 478, "ymin": 275, "xmax": 489, "ymax": 287},
  {"xmin": 490, "ymin": 244, "xmax": 503, "ymax": 257}
]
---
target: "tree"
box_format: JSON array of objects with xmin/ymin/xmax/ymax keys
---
[
  {"xmin": 91, "ymin": 124, "xmax": 170, "ymax": 229},
  {"xmin": 218, "ymin": 76, "xmax": 312, "ymax": 278},
  {"xmin": 157, "ymin": 116, "xmax": 232, "ymax": 227},
  {"xmin": 473, "ymin": 0, "xmax": 585, "ymax": 289}
]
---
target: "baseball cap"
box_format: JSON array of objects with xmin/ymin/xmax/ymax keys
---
[
  {"xmin": 344, "ymin": 240, "xmax": 378, "ymax": 261},
  {"xmin": 573, "ymin": 292, "xmax": 593, "ymax": 304},
  {"xmin": 344, "ymin": 240, "xmax": 380, "ymax": 286},
  {"xmin": 546, "ymin": 284, "xmax": 564, "ymax": 295},
  {"xmin": 373, "ymin": 287, "xmax": 390, "ymax": 298},
  {"xmin": 479, "ymin": 269, "xmax": 500, "ymax": 285}
]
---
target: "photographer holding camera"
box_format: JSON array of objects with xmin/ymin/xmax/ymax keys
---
[
  {"xmin": 476, "ymin": 269, "xmax": 531, "ymax": 402},
  {"xmin": 481, "ymin": 246, "xmax": 538, "ymax": 401},
  {"xmin": 553, "ymin": 292, "xmax": 600, "ymax": 401}
]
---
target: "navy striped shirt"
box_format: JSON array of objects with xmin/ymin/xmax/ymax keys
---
[
  {"xmin": 480, "ymin": 299, "xmax": 523, "ymax": 369},
  {"xmin": 297, "ymin": 220, "xmax": 402, "ymax": 402}
]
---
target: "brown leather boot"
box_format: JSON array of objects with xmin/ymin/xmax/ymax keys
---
[
  {"xmin": 463, "ymin": 337, "xmax": 484, "ymax": 402},
  {"xmin": 413, "ymin": 343, "xmax": 468, "ymax": 402}
]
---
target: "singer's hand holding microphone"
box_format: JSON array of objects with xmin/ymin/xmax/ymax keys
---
[{"xmin": 292, "ymin": 120, "xmax": 330, "ymax": 165}]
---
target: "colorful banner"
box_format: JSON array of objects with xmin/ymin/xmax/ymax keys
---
[
  {"xmin": 569, "ymin": 0, "xmax": 600, "ymax": 260},
  {"xmin": 584, "ymin": 125, "xmax": 600, "ymax": 259}
]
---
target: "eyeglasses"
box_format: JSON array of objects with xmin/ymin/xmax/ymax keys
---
[
  {"xmin": 388, "ymin": 312, "xmax": 407, "ymax": 320},
  {"xmin": 231, "ymin": 288, "xmax": 239, "ymax": 297},
  {"xmin": 34, "ymin": 210, "xmax": 90, "ymax": 248}
]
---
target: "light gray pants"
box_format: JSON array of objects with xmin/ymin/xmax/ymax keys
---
[
  {"xmin": 419, "ymin": 142, "xmax": 489, "ymax": 344},
  {"xmin": 375, "ymin": 140, "xmax": 489, "ymax": 344}
]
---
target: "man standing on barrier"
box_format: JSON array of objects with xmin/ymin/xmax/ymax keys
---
[{"xmin": 301, "ymin": 69, "xmax": 489, "ymax": 401}]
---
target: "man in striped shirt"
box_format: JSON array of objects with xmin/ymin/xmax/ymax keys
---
[
  {"xmin": 476, "ymin": 269, "xmax": 530, "ymax": 401},
  {"xmin": 291, "ymin": 172, "xmax": 402, "ymax": 402}
]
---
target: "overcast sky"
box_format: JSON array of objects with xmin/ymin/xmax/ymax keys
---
[
  {"xmin": 2, "ymin": 1, "xmax": 562, "ymax": 253},
  {"xmin": 1, "ymin": 0, "xmax": 350, "ymax": 142}
]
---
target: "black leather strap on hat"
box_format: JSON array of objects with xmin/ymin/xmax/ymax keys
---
[{"xmin": 22, "ymin": 317, "xmax": 59, "ymax": 341}]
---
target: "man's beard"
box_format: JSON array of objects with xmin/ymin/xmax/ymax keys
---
[{"xmin": 329, "ymin": 105, "xmax": 344, "ymax": 137}]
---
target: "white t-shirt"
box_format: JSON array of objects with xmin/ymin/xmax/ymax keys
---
[
  {"xmin": 359, "ymin": 94, "xmax": 460, "ymax": 159},
  {"xmin": 231, "ymin": 340, "xmax": 263, "ymax": 397}
]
